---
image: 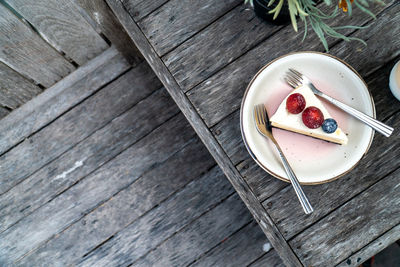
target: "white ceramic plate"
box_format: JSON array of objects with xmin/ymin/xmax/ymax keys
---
[{"xmin": 240, "ymin": 52, "xmax": 375, "ymax": 184}]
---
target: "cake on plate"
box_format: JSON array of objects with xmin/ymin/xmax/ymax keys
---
[{"xmin": 269, "ymin": 85, "xmax": 348, "ymax": 145}]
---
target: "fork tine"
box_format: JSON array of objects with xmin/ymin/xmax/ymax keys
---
[
  {"xmin": 287, "ymin": 71, "xmax": 302, "ymax": 84},
  {"xmin": 289, "ymin": 68, "xmax": 303, "ymax": 78},
  {"xmin": 257, "ymin": 105, "xmax": 263, "ymax": 125},
  {"xmin": 260, "ymin": 105, "xmax": 265, "ymax": 124},
  {"xmin": 255, "ymin": 105, "xmax": 261, "ymax": 125},
  {"xmin": 285, "ymin": 76, "xmax": 299, "ymax": 88}
]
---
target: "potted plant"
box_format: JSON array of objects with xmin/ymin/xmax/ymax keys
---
[{"xmin": 245, "ymin": 0, "xmax": 384, "ymax": 51}]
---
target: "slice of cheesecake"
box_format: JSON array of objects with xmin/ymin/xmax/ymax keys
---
[{"xmin": 270, "ymin": 85, "xmax": 348, "ymax": 145}]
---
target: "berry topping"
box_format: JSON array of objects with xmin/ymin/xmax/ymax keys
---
[
  {"xmin": 286, "ymin": 93, "xmax": 306, "ymax": 114},
  {"xmin": 302, "ymin": 106, "xmax": 324, "ymax": 129},
  {"xmin": 322, "ymin": 118, "xmax": 338, "ymax": 133}
]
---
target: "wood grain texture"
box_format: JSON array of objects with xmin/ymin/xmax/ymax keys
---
[
  {"xmin": 164, "ymin": 4, "xmax": 283, "ymax": 91},
  {"xmin": 6, "ymin": 0, "xmax": 108, "ymax": 65},
  {"xmin": 0, "ymin": 114, "xmax": 196, "ymax": 264},
  {"xmin": 16, "ymin": 134, "xmax": 214, "ymax": 266},
  {"xmin": 249, "ymin": 250, "xmax": 286, "ymax": 267},
  {"xmin": 138, "ymin": 0, "xmax": 241, "ymax": 56},
  {"xmin": 211, "ymin": 110, "xmax": 288, "ymax": 200},
  {"xmin": 0, "ymin": 47, "xmax": 129, "ymax": 157},
  {"xmin": 186, "ymin": 1, "xmax": 394, "ymax": 127},
  {"xmin": 134, "ymin": 194, "xmax": 252, "ymax": 267},
  {"xmin": 237, "ymin": 158, "xmax": 288, "ymax": 202},
  {"xmin": 0, "ymin": 4, "xmax": 75, "ymax": 87},
  {"xmin": 336, "ymin": 224, "xmax": 400, "ymax": 267},
  {"xmin": 262, "ymin": 113, "xmax": 400, "ymax": 240},
  {"xmin": 122, "ymin": 0, "xmax": 168, "ymax": 21},
  {"xmin": 0, "ymin": 62, "xmax": 157, "ymax": 195},
  {"xmin": 0, "ymin": 62, "xmax": 42, "ymax": 109},
  {"xmin": 189, "ymin": 221, "xmax": 272, "ymax": 267},
  {"xmin": 74, "ymin": 0, "xmax": 143, "ymax": 65},
  {"xmin": 289, "ymin": 166, "xmax": 400, "ymax": 266},
  {"xmin": 0, "ymin": 107, "xmax": 10, "ymax": 119},
  {"xmin": 104, "ymin": 1, "xmax": 303, "ymax": 266},
  {"xmin": 78, "ymin": 166, "xmax": 234, "ymax": 266},
  {"xmin": 0, "ymin": 88, "xmax": 178, "ymax": 233}
]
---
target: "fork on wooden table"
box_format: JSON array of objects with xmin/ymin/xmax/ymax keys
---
[
  {"xmin": 254, "ymin": 104, "xmax": 313, "ymax": 215},
  {"xmin": 285, "ymin": 68, "xmax": 394, "ymax": 137}
]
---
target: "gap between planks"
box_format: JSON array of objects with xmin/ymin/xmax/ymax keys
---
[{"xmin": 105, "ymin": 1, "xmax": 303, "ymax": 266}]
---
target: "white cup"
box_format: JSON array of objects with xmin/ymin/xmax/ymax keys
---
[{"xmin": 389, "ymin": 60, "xmax": 400, "ymax": 101}]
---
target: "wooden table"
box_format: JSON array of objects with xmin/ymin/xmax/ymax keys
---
[{"xmin": 108, "ymin": 1, "xmax": 400, "ymax": 266}]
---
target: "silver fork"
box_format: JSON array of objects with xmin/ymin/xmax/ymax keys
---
[
  {"xmin": 285, "ymin": 68, "xmax": 394, "ymax": 137},
  {"xmin": 254, "ymin": 104, "xmax": 313, "ymax": 214}
]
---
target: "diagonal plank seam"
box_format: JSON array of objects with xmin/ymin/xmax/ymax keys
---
[
  {"xmin": 106, "ymin": 1, "xmax": 303, "ymax": 266},
  {"xmin": 14, "ymin": 112, "xmax": 194, "ymax": 263},
  {"xmin": 1, "ymin": 86, "xmax": 174, "ymax": 235},
  {"xmin": 155, "ymin": 2, "xmax": 243, "ymax": 58},
  {"xmin": 186, "ymin": 219, "xmax": 254, "ymax": 266},
  {"xmin": 0, "ymin": 66, "xmax": 135, "ymax": 197},
  {"xmin": 335, "ymin": 223, "xmax": 400, "ymax": 267},
  {"xmin": 0, "ymin": 46, "xmax": 130, "ymax": 159},
  {"xmin": 136, "ymin": 0, "xmax": 172, "ymax": 23},
  {"xmin": 287, "ymin": 163, "xmax": 400, "ymax": 244},
  {"xmin": 129, "ymin": 191, "xmax": 237, "ymax": 267}
]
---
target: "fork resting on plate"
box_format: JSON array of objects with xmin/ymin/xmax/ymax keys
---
[
  {"xmin": 285, "ymin": 68, "xmax": 394, "ymax": 137},
  {"xmin": 254, "ymin": 104, "xmax": 313, "ymax": 214}
]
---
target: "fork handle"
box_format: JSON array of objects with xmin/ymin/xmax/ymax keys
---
[
  {"xmin": 317, "ymin": 92, "xmax": 394, "ymax": 137},
  {"xmin": 274, "ymin": 144, "xmax": 314, "ymax": 214}
]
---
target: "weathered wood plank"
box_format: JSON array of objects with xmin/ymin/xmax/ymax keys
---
[
  {"xmin": 211, "ymin": 110, "xmax": 248, "ymax": 165},
  {"xmin": 0, "ymin": 61, "xmax": 158, "ymax": 195},
  {"xmin": 16, "ymin": 139, "xmax": 215, "ymax": 266},
  {"xmin": 237, "ymin": 158, "xmax": 288, "ymax": 202},
  {"xmin": 187, "ymin": 1, "xmax": 395, "ymax": 127},
  {"xmin": 74, "ymin": 0, "xmax": 143, "ymax": 65},
  {"xmin": 263, "ymin": 113, "xmax": 400, "ymax": 240},
  {"xmin": 0, "ymin": 47, "xmax": 129, "ymax": 156},
  {"xmin": 134, "ymin": 194, "xmax": 252, "ymax": 267},
  {"xmin": 0, "ymin": 62, "xmax": 42, "ymax": 110},
  {"xmin": 211, "ymin": 110, "xmax": 287, "ymax": 200},
  {"xmin": 0, "ymin": 106, "xmax": 10, "ymax": 119},
  {"xmin": 6, "ymin": 0, "xmax": 109, "ymax": 66},
  {"xmin": 336, "ymin": 224, "xmax": 400, "ymax": 267},
  {"xmin": 107, "ymin": 1, "xmax": 302, "ymax": 266},
  {"xmin": 0, "ymin": 4, "xmax": 75, "ymax": 87},
  {"xmin": 77, "ymin": 166, "xmax": 233, "ymax": 266},
  {"xmin": 189, "ymin": 221, "xmax": 271, "ymax": 267},
  {"xmin": 248, "ymin": 250, "xmax": 286, "ymax": 267},
  {"xmin": 0, "ymin": 88, "xmax": 178, "ymax": 233},
  {"xmin": 122, "ymin": 0, "xmax": 169, "ymax": 21},
  {"xmin": 289, "ymin": 166, "xmax": 400, "ymax": 266},
  {"xmin": 164, "ymin": 4, "xmax": 283, "ymax": 91},
  {"xmin": 138, "ymin": 0, "xmax": 241, "ymax": 56},
  {"xmin": 0, "ymin": 114, "xmax": 196, "ymax": 264},
  {"xmin": 106, "ymin": 1, "xmax": 303, "ymax": 266}
]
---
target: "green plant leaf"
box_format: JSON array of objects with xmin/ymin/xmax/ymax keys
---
[
  {"xmin": 354, "ymin": 1, "xmax": 377, "ymax": 18},
  {"xmin": 268, "ymin": 0, "xmax": 284, "ymax": 20},
  {"xmin": 288, "ymin": 0, "xmax": 299, "ymax": 32},
  {"xmin": 345, "ymin": 0, "xmax": 352, "ymax": 15},
  {"xmin": 268, "ymin": 0, "xmax": 276, "ymax": 7}
]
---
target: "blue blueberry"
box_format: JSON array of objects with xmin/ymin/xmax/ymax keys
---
[{"xmin": 322, "ymin": 118, "xmax": 338, "ymax": 133}]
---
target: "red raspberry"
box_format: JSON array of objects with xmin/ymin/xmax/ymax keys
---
[
  {"xmin": 302, "ymin": 106, "xmax": 324, "ymax": 129},
  {"xmin": 286, "ymin": 93, "xmax": 306, "ymax": 114}
]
